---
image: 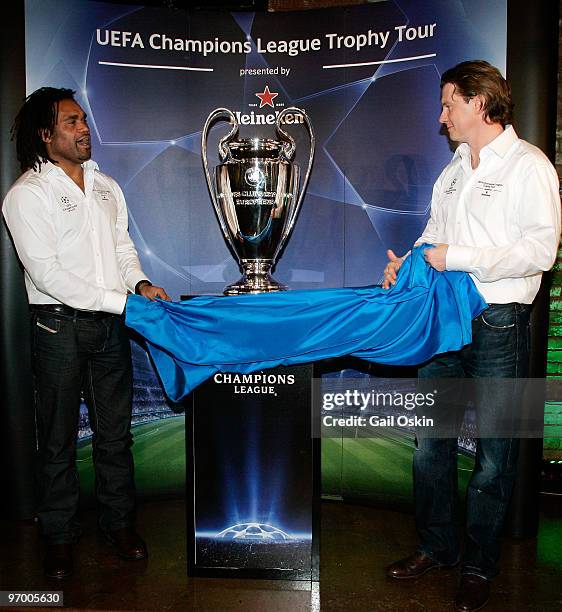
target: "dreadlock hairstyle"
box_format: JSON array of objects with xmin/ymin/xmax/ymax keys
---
[{"xmin": 12, "ymin": 87, "xmax": 76, "ymax": 172}]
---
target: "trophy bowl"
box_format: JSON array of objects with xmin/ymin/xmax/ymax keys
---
[{"xmin": 202, "ymin": 107, "xmax": 314, "ymax": 295}]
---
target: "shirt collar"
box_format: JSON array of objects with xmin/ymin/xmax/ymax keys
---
[
  {"xmin": 485, "ymin": 124, "xmax": 518, "ymax": 158},
  {"xmin": 35, "ymin": 158, "xmax": 99, "ymax": 177},
  {"xmin": 453, "ymin": 125, "xmax": 518, "ymax": 164}
]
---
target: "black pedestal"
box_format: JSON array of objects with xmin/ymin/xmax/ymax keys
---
[{"xmin": 185, "ymin": 363, "xmax": 319, "ymax": 580}]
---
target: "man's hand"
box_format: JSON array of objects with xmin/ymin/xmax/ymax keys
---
[
  {"xmin": 139, "ymin": 283, "xmax": 171, "ymax": 301},
  {"xmin": 382, "ymin": 249, "xmax": 404, "ymax": 289},
  {"xmin": 424, "ymin": 244, "xmax": 448, "ymax": 271}
]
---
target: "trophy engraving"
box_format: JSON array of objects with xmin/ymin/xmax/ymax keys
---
[{"xmin": 202, "ymin": 107, "xmax": 315, "ymax": 294}]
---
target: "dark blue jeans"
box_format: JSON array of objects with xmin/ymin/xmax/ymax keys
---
[
  {"xmin": 31, "ymin": 310, "xmax": 135, "ymax": 544},
  {"xmin": 414, "ymin": 303, "xmax": 531, "ymax": 580}
]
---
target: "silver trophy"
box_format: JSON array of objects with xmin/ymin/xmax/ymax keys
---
[{"xmin": 202, "ymin": 107, "xmax": 315, "ymax": 294}]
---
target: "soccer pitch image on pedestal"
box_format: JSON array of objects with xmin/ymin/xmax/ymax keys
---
[{"xmin": 75, "ymin": 419, "xmax": 475, "ymax": 506}]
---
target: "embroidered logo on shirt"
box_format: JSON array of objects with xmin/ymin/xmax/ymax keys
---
[
  {"xmin": 474, "ymin": 180, "xmax": 504, "ymax": 198},
  {"xmin": 93, "ymin": 189, "xmax": 111, "ymax": 201},
  {"xmin": 444, "ymin": 178, "xmax": 458, "ymax": 195},
  {"xmin": 59, "ymin": 196, "xmax": 77, "ymax": 212}
]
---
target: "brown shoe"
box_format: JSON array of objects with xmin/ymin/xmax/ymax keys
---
[
  {"xmin": 105, "ymin": 527, "xmax": 148, "ymax": 560},
  {"xmin": 455, "ymin": 574, "xmax": 490, "ymax": 611},
  {"xmin": 386, "ymin": 551, "xmax": 454, "ymax": 579},
  {"xmin": 44, "ymin": 543, "xmax": 73, "ymax": 579}
]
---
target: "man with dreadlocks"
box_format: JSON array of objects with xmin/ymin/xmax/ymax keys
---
[{"xmin": 2, "ymin": 87, "xmax": 170, "ymax": 579}]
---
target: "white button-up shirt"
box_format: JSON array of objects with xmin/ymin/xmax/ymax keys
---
[
  {"xmin": 418, "ymin": 126, "xmax": 561, "ymax": 304},
  {"xmin": 3, "ymin": 160, "xmax": 148, "ymax": 314}
]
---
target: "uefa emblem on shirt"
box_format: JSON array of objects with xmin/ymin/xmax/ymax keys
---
[{"xmin": 58, "ymin": 195, "xmax": 77, "ymax": 213}]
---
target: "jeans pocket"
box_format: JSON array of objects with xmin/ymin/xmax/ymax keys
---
[
  {"xmin": 35, "ymin": 317, "xmax": 61, "ymax": 334},
  {"xmin": 480, "ymin": 305, "xmax": 516, "ymax": 330}
]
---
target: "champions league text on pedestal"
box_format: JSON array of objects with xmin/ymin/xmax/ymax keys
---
[{"xmin": 212, "ymin": 372, "xmax": 296, "ymax": 395}]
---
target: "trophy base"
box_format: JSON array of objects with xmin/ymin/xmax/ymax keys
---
[
  {"xmin": 224, "ymin": 275, "xmax": 287, "ymax": 295},
  {"xmin": 224, "ymin": 261, "xmax": 287, "ymax": 295}
]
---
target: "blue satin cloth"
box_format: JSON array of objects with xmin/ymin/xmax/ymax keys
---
[{"xmin": 125, "ymin": 246, "xmax": 486, "ymax": 402}]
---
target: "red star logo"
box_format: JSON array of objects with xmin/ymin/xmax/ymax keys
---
[{"xmin": 255, "ymin": 85, "xmax": 278, "ymax": 109}]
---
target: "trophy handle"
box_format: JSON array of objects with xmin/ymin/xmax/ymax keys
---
[
  {"xmin": 201, "ymin": 108, "xmax": 239, "ymax": 246},
  {"xmin": 275, "ymin": 107, "xmax": 315, "ymax": 250}
]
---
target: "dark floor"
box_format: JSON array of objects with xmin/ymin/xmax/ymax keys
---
[{"xmin": 1, "ymin": 497, "xmax": 561, "ymax": 611}]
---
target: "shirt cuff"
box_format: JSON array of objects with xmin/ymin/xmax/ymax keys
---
[
  {"xmin": 102, "ymin": 290, "xmax": 128, "ymax": 315},
  {"xmin": 446, "ymin": 245, "xmax": 477, "ymax": 272},
  {"xmin": 127, "ymin": 271, "xmax": 151, "ymax": 294},
  {"xmin": 135, "ymin": 279, "xmax": 152, "ymax": 295}
]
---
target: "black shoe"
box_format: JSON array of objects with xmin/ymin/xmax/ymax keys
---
[
  {"xmin": 455, "ymin": 574, "xmax": 490, "ymax": 611},
  {"xmin": 386, "ymin": 551, "xmax": 455, "ymax": 579},
  {"xmin": 105, "ymin": 527, "xmax": 147, "ymax": 561},
  {"xmin": 44, "ymin": 543, "xmax": 73, "ymax": 579}
]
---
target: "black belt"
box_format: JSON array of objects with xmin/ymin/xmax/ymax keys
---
[{"xmin": 30, "ymin": 304, "xmax": 113, "ymax": 320}]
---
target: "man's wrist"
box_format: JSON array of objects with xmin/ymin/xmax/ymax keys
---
[{"xmin": 135, "ymin": 280, "xmax": 152, "ymax": 295}]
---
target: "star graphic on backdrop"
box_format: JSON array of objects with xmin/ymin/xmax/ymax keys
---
[{"xmin": 255, "ymin": 85, "xmax": 279, "ymax": 108}]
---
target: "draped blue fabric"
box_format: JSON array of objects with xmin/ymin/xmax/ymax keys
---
[{"xmin": 125, "ymin": 245, "xmax": 487, "ymax": 402}]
